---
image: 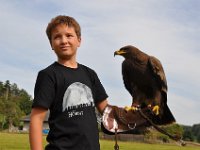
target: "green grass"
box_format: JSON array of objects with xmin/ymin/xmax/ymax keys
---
[
  {"xmin": 0, "ymin": 132, "xmax": 46, "ymax": 150},
  {"xmin": 100, "ymin": 140, "xmax": 200, "ymax": 150},
  {"xmin": 0, "ymin": 132, "xmax": 199, "ymax": 150}
]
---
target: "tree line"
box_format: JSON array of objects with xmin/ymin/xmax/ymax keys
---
[
  {"xmin": 0, "ymin": 80, "xmax": 32, "ymax": 131},
  {"xmin": 144, "ymin": 123, "xmax": 200, "ymax": 143},
  {"xmin": 182, "ymin": 124, "xmax": 200, "ymax": 143}
]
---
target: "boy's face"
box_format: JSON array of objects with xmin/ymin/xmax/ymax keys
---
[{"xmin": 51, "ymin": 24, "xmax": 81, "ymax": 60}]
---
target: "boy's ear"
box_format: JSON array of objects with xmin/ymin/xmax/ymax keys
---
[
  {"xmin": 79, "ymin": 37, "xmax": 81, "ymax": 42},
  {"xmin": 78, "ymin": 37, "xmax": 81, "ymax": 47},
  {"xmin": 51, "ymin": 46, "xmax": 54, "ymax": 50},
  {"xmin": 50, "ymin": 42, "xmax": 54, "ymax": 50}
]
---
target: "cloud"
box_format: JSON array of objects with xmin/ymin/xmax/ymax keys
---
[{"xmin": 168, "ymin": 93, "xmax": 200, "ymax": 125}]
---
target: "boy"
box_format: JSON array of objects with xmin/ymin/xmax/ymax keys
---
[{"xmin": 29, "ymin": 15, "xmax": 108, "ymax": 150}]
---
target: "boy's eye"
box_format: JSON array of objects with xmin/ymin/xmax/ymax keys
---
[
  {"xmin": 53, "ymin": 35, "xmax": 61, "ymax": 39},
  {"xmin": 52, "ymin": 33, "xmax": 75, "ymax": 40},
  {"xmin": 66, "ymin": 34, "xmax": 73, "ymax": 38}
]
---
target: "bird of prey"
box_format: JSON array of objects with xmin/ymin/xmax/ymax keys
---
[{"xmin": 114, "ymin": 45, "xmax": 175, "ymax": 125}]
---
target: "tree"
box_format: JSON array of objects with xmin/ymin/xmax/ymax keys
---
[
  {"xmin": 197, "ymin": 134, "xmax": 200, "ymax": 143},
  {"xmin": 4, "ymin": 100, "xmax": 23, "ymax": 131},
  {"xmin": 0, "ymin": 80, "xmax": 33, "ymax": 131},
  {"xmin": 4, "ymin": 80, "xmax": 11, "ymax": 100},
  {"xmin": 18, "ymin": 89, "xmax": 32, "ymax": 115},
  {"xmin": 182, "ymin": 126, "xmax": 195, "ymax": 141},
  {"xmin": 192, "ymin": 124, "xmax": 200, "ymax": 141},
  {"xmin": 144, "ymin": 123, "xmax": 184, "ymax": 143},
  {"xmin": 0, "ymin": 96, "xmax": 7, "ymax": 130}
]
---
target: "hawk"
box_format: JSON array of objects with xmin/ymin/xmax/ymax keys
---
[{"xmin": 114, "ymin": 45, "xmax": 175, "ymax": 125}]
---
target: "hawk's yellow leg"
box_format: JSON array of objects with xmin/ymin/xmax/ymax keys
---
[
  {"xmin": 152, "ymin": 105, "xmax": 160, "ymax": 115},
  {"xmin": 124, "ymin": 106, "xmax": 138, "ymax": 112}
]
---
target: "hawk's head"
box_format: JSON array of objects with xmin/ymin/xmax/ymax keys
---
[{"xmin": 114, "ymin": 45, "xmax": 142, "ymax": 59}]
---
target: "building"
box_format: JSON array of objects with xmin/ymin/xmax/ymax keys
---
[{"xmin": 20, "ymin": 111, "xmax": 49, "ymax": 133}]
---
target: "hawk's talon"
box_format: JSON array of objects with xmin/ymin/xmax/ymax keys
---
[
  {"xmin": 152, "ymin": 105, "xmax": 160, "ymax": 115},
  {"xmin": 124, "ymin": 106, "xmax": 138, "ymax": 112}
]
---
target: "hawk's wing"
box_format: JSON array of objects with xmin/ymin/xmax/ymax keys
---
[
  {"xmin": 122, "ymin": 60, "xmax": 134, "ymax": 96},
  {"xmin": 148, "ymin": 56, "xmax": 167, "ymax": 93}
]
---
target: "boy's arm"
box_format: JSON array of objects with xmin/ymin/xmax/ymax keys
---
[
  {"xmin": 29, "ymin": 107, "xmax": 47, "ymax": 150},
  {"xmin": 96, "ymin": 99, "xmax": 108, "ymax": 114}
]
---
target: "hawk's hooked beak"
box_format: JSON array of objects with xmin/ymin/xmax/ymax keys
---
[{"xmin": 114, "ymin": 49, "xmax": 126, "ymax": 57}]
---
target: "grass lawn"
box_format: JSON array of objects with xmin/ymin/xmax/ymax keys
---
[
  {"xmin": 0, "ymin": 132, "xmax": 199, "ymax": 150},
  {"xmin": 0, "ymin": 132, "xmax": 47, "ymax": 150}
]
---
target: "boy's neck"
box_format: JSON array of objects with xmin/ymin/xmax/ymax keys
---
[{"xmin": 57, "ymin": 59, "xmax": 78, "ymax": 68}]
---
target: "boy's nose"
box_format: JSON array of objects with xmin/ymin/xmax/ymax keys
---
[{"xmin": 61, "ymin": 36, "xmax": 68, "ymax": 43}]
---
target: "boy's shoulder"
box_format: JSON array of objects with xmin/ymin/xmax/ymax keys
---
[
  {"xmin": 38, "ymin": 62, "xmax": 58, "ymax": 74},
  {"xmin": 79, "ymin": 64, "xmax": 96, "ymax": 75}
]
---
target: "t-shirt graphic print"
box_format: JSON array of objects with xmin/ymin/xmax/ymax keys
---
[{"xmin": 62, "ymin": 82, "xmax": 94, "ymax": 118}]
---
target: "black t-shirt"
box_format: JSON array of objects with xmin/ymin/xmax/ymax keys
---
[{"xmin": 32, "ymin": 62, "xmax": 108, "ymax": 150}]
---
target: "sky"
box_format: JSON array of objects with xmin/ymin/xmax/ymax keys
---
[{"xmin": 0, "ymin": 0, "xmax": 199, "ymax": 126}]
